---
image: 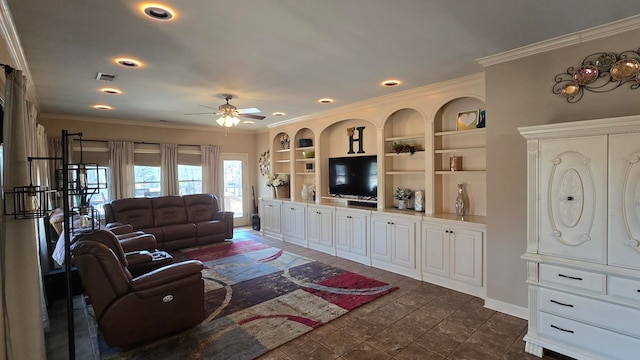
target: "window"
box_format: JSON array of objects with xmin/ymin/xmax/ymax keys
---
[
  {"xmin": 134, "ymin": 165, "xmax": 161, "ymax": 197},
  {"xmin": 87, "ymin": 166, "xmax": 110, "ymax": 218},
  {"xmin": 178, "ymin": 164, "xmax": 202, "ymax": 195}
]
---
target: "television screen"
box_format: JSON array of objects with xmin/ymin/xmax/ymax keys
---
[{"xmin": 328, "ymin": 155, "xmax": 377, "ymax": 198}]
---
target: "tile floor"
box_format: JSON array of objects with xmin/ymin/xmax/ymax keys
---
[{"xmin": 45, "ymin": 227, "xmax": 573, "ymax": 359}]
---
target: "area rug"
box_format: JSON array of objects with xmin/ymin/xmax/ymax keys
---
[{"xmin": 99, "ymin": 238, "xmax": 397, "ymax": 359}]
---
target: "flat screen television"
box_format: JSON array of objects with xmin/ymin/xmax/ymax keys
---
[{"xmin": 328, "ymin": 155, "xmax": 377, "ymax": 198}]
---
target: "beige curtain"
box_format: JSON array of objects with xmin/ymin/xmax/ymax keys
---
[
  {"xmin": 1, "ymin": 67, "xmax": 47, "ymax": 359},
  {"xmin": 201, "ymin": 144, "xmax": 220, "ymax": 198},
  {"xmin": 161, "ymin": 143, "xmax": 178, "ymax": 196},
  {"xmin": 34, "ymin": 124, "xmax": 50, "ymax": 330},
  {"xmin": 108, "ymin": 141, "xmax": 134, "ymax": 200}
]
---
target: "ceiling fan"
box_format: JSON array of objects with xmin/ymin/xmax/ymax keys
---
[{"xmin": 185, "ymin": 95, "xmax": 265, "ymax": 127}]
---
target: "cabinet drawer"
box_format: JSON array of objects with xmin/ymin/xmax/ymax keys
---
[
  {"xmin": 539, "ymin": 287, "xmax": 640, "ymax": 337},
  {"xmin": 539, "ymin": 312, "xmax": 640, "ymax": 360},
  {"xmin": 608, "ymin": 275, "xmax": 640, "ymax": 304},
  {"xmin": 539, "ymin": 264, "xmax": 605, "ymax": 294}
]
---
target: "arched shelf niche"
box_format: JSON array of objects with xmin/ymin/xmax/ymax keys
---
[
  {"xmin": 382, "ymin": 108, "xmax": 426, "ymax": 210},
  {"xmin": 319, "ymin": 118, "xmax": 377, "ymax": 205},
  {"xmin": 293, "ymin": 127, "xmax": 316, "ymax": 202},
  {"xmin": 271, "ymin": 131, "xmax": 292, "ymax": 199},
  {"xmin": 432, "ymin": 96, "xmax": 486, "ymax": 216}
]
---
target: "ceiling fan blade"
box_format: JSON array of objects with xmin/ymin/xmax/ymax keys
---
[
  {"xmin": 240, "ymin": 113, "xmax": 266, "ymax": 120},
  {"xmin": 237, "ymin": 107, "xmax": 261, "ymax": 114},
  {"xmin": 184, "ymin": 112, "xmax": 216, "ymax": 115},
  {"xmin": 198, "ymin": 104, "xmax": 219, "ymax": 111}
]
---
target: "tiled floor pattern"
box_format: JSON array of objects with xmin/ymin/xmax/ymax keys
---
[{"xmin": 45, "ymin": 227, "xmax": 573, "ymax": 360}]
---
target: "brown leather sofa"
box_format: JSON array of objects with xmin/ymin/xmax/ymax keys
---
[
  {"xmin": 71, "ymin": 229, "xmax": 204, "ymax": 347},
  {"xmin": 104, "ymin": 193, "xmax": 233, "ymax": 250}
]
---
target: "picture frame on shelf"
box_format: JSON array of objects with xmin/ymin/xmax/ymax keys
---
[{"xmin": 456, "ymin": 109, "xmax": 479, "ymax": 131}]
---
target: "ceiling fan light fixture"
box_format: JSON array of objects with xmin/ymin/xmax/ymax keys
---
[{"xmin": 142, "ymin": 4, "xmax": 175, "ymax": 20}]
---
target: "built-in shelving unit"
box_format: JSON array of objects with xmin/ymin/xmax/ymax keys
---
[
  {"xmin": 383, "ymin": 109, "xmax": 426, "ymax": 210},
  {"xmin": 271, "ymin": 132, "xmax": 292, "ymax": 198},
  {"xmin": 433, "ymin": 98, "xmax": 486, "ymax": 216},
  {"xmin": 293, "ymin": 128, "xmax": 316, "ymax": 202}
]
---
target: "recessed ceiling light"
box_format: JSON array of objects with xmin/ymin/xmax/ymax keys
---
[
  {"xmin": 242, "ymin": 120, "xmax": 255, "ymax": 125},
  {"xmin": 93, "ymin": 104, "xmax": 113, "ymax": 110},
  {"xmin": 272, "ymin": 112, "xmax": 286, "ymax": 117},
  {"xmin": 381, "ymin": 79, "xmax": 401, "ymax": 87},
  {"xmin": 318, "ymin": 98, "xmax": 334, "ymax": 104},
  {"xmin": 142, "ymin": 4, "xmax": 175, "ymax": 20},
  {"xmin": 115, "ymin": 58, "xmax": 142, "ymax": 68},
  {"xmin": 100, "ymin": 88, "xmax": 122, "ymax": 95}
]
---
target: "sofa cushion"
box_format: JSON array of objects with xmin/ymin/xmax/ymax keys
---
[
  {"xmin": 152, "ymin": 196, "xmax": 188, "ymax": 227},
  {"xmin": 184, "ymin": 194, "xmax": 219, "ymax": 223},
  {"xmin": 108, "ymin": 198, "xmax": 154, "ymax": 229}
]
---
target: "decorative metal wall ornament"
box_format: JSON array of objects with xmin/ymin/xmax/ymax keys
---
[{"xmin": 552, "ymin": 48, "xmax": 640, "ymax": 103}]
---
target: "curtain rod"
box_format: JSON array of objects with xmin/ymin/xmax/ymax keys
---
[{"xmin": 72, "ymin": 139, "xmax": 203, "ymax": 147}]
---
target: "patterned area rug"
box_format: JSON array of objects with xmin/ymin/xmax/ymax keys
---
[{"xmin": 99, "ymin": 238, "xmax": 397, "ymax": 359}]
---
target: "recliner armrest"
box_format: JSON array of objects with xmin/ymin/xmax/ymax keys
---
[
  {"xmin": 213, "ymin": 211, "xmax": 234, "ymax": 239},
  {"xmin": 130, "ymin": 260, "xmax": 203, "ymax": 291},
  {"xmin": 107, "ymin": 223, "xmax": 134, "ymax": 234},
  {"xmin": 125, "ymin": 250, "xmax": 153, "ymax": 266}
]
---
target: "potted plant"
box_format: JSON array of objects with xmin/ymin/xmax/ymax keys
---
[
  {"xmin": 394, "ymin": 187, "xmax": 412, "ymax": 210},
  {"xmin": 265, "ymin": 173, "xmax": 290, "ymax": 198}
]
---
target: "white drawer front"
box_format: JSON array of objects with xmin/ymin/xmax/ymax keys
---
[
  {"xmin": 539, "ymin": 264, "xmax": 605, "ymax": 294},
  {"xmin": 539, "ymin": 288, "xmax": 640, "ymax": 338},
  {"xmin": 539, "ymin": 312, "xmax": 640, "ymax": 360},
  {"xmin": 608, "ymin": 275, "xmax": 640, "ymax": 304}
]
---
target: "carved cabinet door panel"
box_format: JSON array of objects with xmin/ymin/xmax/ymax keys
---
[
  {"xmin": 608, "ymin": 133, "xmax": 640, "ymax": 270},
  {"xmin": 539, "ymin": 136, "xmax": 607, "ymax": 263}
]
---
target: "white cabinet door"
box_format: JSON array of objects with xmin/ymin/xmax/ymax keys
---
[
  {"xmin": 261, "ymin": 199, "xmax": 282, "ymax": 237},
  {"xmin": 422, "ymin": 223, "xmax": 450, "ymax": 278},
  {"xmin": 307, "ymin": 205, "xmax": 334, "ymax": 254},
  {"xmin": 371, "ymin": 214, "xmax": 419, "ymax": 279},
  {"xmin": 539, "ymin": 136, "xmax": 607, "ymax": 263},
  {"xmin": 335, "ymin": 209, "xmax": 370, "ymax": 265},
  {"xmin": 282, "ymin": 202, "xmax": 306, "ymax": 246},
  {"xmin": 371, "ymin": 216, "xmax": 392, "ymax": 262},
  {"xmin": 608, "ymin": 133, "xmax": 640, "ymax": 270},
  {"xmin": 449, "ymin": 227, "xmax": 483, "ymax": 286},
  {"xmin": 350, "ymin": 212, "xmax": 368, "ymax": 257},
  {"xmin": 391, "ymin": 219, "xmax": 416, "ymax": 269}
]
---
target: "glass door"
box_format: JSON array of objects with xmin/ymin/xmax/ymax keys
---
[{"xmin": 221, "ymin": 153, "xmax": 249, "ymax": 226}]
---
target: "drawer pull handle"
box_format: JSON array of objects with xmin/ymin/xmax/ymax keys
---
[
  {"xmin": 550, "ymin": 324, "xmax": 574, "ymax": 334},
  {"xmin": 558, "ymin": 274, "xmax": 582, "ymax": 281},
  {"xmin": 550, "ymin": 299, "xmax": 574, "ymax": 308}
]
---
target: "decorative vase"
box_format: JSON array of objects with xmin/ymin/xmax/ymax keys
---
[
  {"xmin": 455, "ymin": 184, "xmax": 466, "ymax": 216},
  {"xmin": 301, "ymin": 184, "xmax": 310, "ymax": 201},
  {"xmin": 275, "ymin": 185, "xmax": 290, "ymax": 199},
  {"xmin": 414, "ymin": 191, "xmax": 424, "ymax": 212},
  {"xmin": 397, "ymin": 199, "xmax": 407, "ymax": 210}
]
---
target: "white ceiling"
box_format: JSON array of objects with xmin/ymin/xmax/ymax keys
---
[{"xmin": 6, "ymin": 0, "xmax": 640, "ymax": 130}]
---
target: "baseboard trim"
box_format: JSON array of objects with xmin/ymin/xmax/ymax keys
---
[{"xmin": 484, "ymin": 297, "xmax": 528, "ymax": 320}]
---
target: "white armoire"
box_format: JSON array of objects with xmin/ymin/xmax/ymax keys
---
[{"xmin": 519, "ymin": 116, "xmax": 640, "ymax": 360}]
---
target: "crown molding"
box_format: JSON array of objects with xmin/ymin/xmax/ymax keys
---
[
  {"xmin": 477, "ymin": 14, "xmax": 640, "ymax": 67},
  {"xmin": 268, "ymin": 72, "xmax": 485, "ymax": 128},
  {"xmin": 39, "ymin": 113, "xmax": 257, "ymax": 135},
  {"xmin": 0, "ymin": 0, "xmax": 39, "ymax": 106}
]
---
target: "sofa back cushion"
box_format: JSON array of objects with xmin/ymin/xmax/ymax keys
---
[
  {"xmin": 152, "ymin": 196, "xmax": 187, "ymax": 227},
  {"xmin": 108, "ymin": 198, "xmax": 154, "ymax": 229},
  {"xmin": 183, "ymin": 194, "xmax": 220, "ymax": 223}
]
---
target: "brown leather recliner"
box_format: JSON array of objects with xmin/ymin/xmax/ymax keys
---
[{"xmin": 71, "ymin": 229, "xmax": 205, "ymax": 347}]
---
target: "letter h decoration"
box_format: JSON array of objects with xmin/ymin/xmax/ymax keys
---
[{"xmin": 347, "ymin": 126, "xmax": 366, "ymax": 154}]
